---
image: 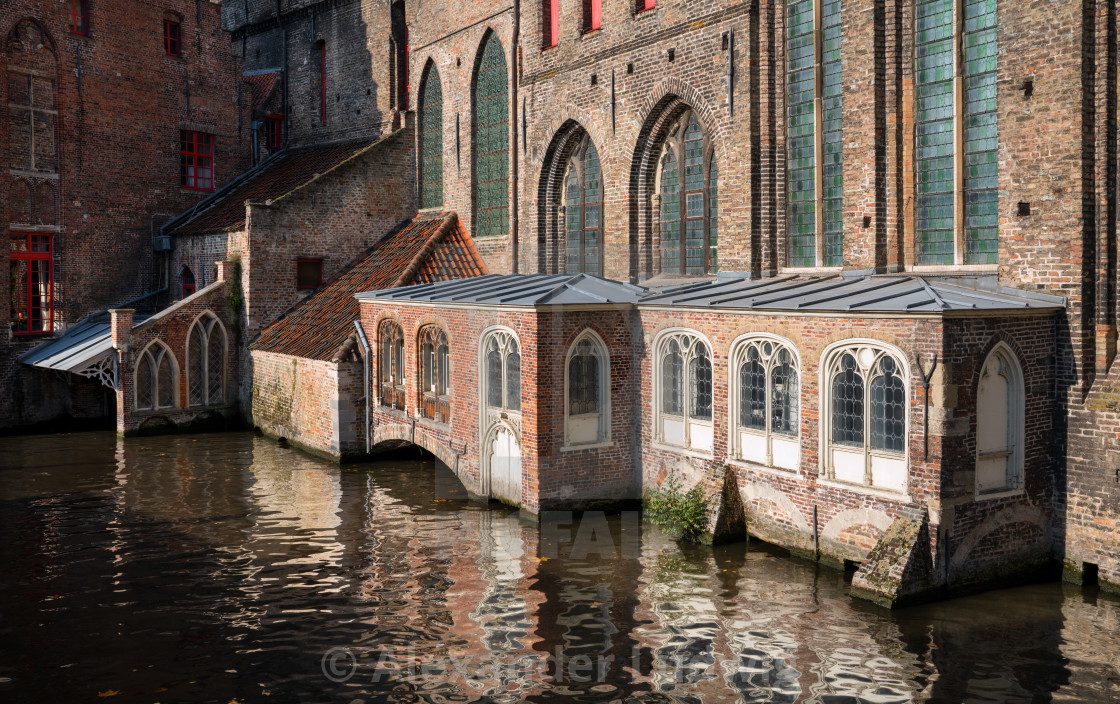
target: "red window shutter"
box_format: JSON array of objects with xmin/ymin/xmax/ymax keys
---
[
  {"xmin": 543, "ymin": 0, "xmax": 558, "ymax": 48},
  {"xmin": 583, "ymin": 0, "xmax": 600, "ymax": 32}
]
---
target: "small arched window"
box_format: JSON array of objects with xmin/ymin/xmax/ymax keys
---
[
  {"xmin": 187, "ymin": 314, "xmax": 226, "ymax": 407},
  {"xmin": 656, "ymin": 110, "xmax": 718, "ymax": 276},
  {"xmin": 379, "ymin": 320, "xmax": 406, "ymax": 409},
  {"xmin": 181, "ymin": 267, "xmax": 196, "ymax": 298},
  {"xmin": 656, "ymin": 330, "xmax": 713, "ymax": 452},
  {"xmin": 135, "ymin": 343, "xmax": 177, "ymax": 412},
  {"xmin": 824, "ymin": 342, "xmax": 908, "ymax": 492},
  {"xmin": 565, "ymin": 331, "xmax": 610, "ymax": 446},
  {"xmin": 419, "ymin": 63, "xmax": 443, "ymax": 209},
  {"xmin": 731, "ymin": 336, "xmax": 800, "ymax": 470},
  {"xmin": 483, "ymin": 330, "xmax": 520, "ymax": 414},
  {"xmin": 562, "ymin": 134, "xmax": 603, "ymax": 276},
  {"xmin": 976, "ymin": 344, "xmax": 1024, "ymax": 495},
  {"xmin": 418, "ymin": 325, "xmax": 450, "ymax": 423}
]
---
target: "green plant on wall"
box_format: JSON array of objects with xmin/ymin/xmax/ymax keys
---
[{"xmin": 644, "ymin": 471, "xmax": 709, "ymax": 542}]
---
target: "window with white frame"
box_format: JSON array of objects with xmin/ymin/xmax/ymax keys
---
[
  {"xmin": 484, "ymin": 330, "xmax": 521, "ymax": 414},
  {"xmin": 976, "ymin": 343, "xmax": 1024, "ymax": 495},
  {"xmin": 823, "ymin": 342, "xmax": 908, "ymax": 492},
  {"xmin": 187, "ymin": 314, "xmax": 226, "ymax": 407},
  {"xmin": 135, "ymin": 342, "xmax": 177, "ymax": 412},
  {"xmin": 656, "ymin": 330, "xmax": 713, "ymax": 452},
  {"xmin": 731, "ymin": 335, "xmax": 800, "ymax": 469},
  {"xmin": 565, "ymin": 331, "xmax": 610, "ymax": 446}
]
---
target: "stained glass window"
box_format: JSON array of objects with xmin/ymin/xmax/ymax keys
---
[
  {"xmin": 661, "ymin": 339, "xmax": 684, "ymax": 415},
  {"xmin": 916, "ymin": 0, "xmax": 956, "ymax": 264},
  {"xmin": 870, "ymin": 356, "xmax": 906, "ymax": 452},
  {"xmin": 787, "ymin": 0, "xmax": 817, "ymax": 267},
  {"xmin": 568, "ymin": 339, "xmax": 601, "ymax": 415},
  {"xmin": 963, "ymin": 0, "xmax": 998, "ymax": 264},
  {"xmin": 658, "ymin": 332, "xmax": 714, "ymax": 449},
  {"xmin": 737, "ymin": 339, "xmax": 800, "ymax": 440},
  {"xmin": 420, "ymin": 66, "xmax": 444, "ymax": 209},
  {"xmin": 831, "ymin": 353, "xmax": 864, "ymax": 447},
  {"xmin": 472, "ymin": 34, "xmax": 509, "ymax": 238},
  {"xmin": 740, "ymin": 347, "xmax": 767, "ymax": 430},
  {"xmin": 656, "ymin": 110, "xmax": 717, "ymax": 275},
  {"xmin": 821, "ymin": 0, "xmax": 843, "ymax": 266}
]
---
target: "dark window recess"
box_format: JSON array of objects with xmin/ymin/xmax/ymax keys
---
[
  {"xmin": 583, "ymin": 0, "xmax": 602, "ymax": 32},
  {"xmin": 667, "ymin": 48, "xmax": 675, "ymax": 62},
  {"xmin": 627, "ymin": 62, "xmax": 634, "ymax": 74},
  {"xmin": 590, "ymin": 74, "xmax": 597, "ymax": 85},
  {"xmin": 265, "ymin": 114, "xmax": 284, "ymax": 150},
  {"xmin": 164, "ymin": 19, "xmax": 181, "ymax": 57},
  {"xmin": 181, "ymin": 267, "xmax": 196, "ymax": 298},
  {"xmin": 296, "ymin": 259, "xmax": 322, "ymax": 290},
  {"xmin": 1023, "ymin": 78, "xmax": 1034, "ymax": 98},
  {"xmin": 1017, "ymin": 201, "xmax": 1031, "ymax": 216}
]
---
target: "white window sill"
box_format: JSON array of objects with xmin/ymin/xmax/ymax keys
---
[
  {"xmin": 974, "ymin": 487, "xmax": 1025, "ymax": 502},
  {"xmin": 819, "ymin": 477, "xmax": 912, "ymax": 502},
  {"xmin": 560, "ymin": 440, "xmax": 614, "ymax": 453},
  {"xmin": 780, "ymin": 266, "xmax": 843, "ymax": 275},
  {"xmin": 651, "ymin": 441, "xmax": 714, "ymax": 461},
  {"xmin": 908, "ymin": 264, "xmax": 999, "ymax": 274},
  {"xmin": 728, "ymin": 458, "xmax": 799, "ymax": 477}
]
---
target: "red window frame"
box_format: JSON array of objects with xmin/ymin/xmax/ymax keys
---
[
  {"xmin": 164, "ymin": 19, "xmax": 181, "ymax": 57},
  {"xmin": 542, "ymin": 0, "xmax": 559, "ymax": 48},
  {"xmin": 181, "ymin": 267, "xmax": 196, "ymax": 298},
  {"xmin": 583, "ymin": 0, "xmax": 601, "ymax": 32},
  {"xmin": 180, "ymin": 130, "xmax": 214, "ymax": 191},
  {"xmin": 265, "ymin": 114, "xmax": 284, "ymax": 150},
  {"xmin": 70, "ymin": 0, "xmax": 90, "ymax": 36},
  {"xmin": 296, "ymin": 258, "xmax": 322, "ymax": 290},
  {"xmin": 9, "ymin": 233, "xmax": 54, "ymax": 336},
  {"xmin": 636, "ymin": 0, "xmax": 655, "ymax": 13}
]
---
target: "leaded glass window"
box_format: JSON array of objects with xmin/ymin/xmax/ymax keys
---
[
  {"xmin": 787, "ymin": 0, "xmax": 843, "ymax": 268},
  {"xmin": 656, "ymin": 331, "xmax": 714, "ymax": 450},
  {"xmin": 483, "ymin": 330, "xmax": 521, "ymax": 415},
  {"xmin": 566, "ymin": 332, "xmax": 610, "ymax": 446},
  {"xmin": 733, "ymin": 337, "xmax": 801, "ymax": 468},
  {"xmin": 562, "ymin": 134, "xmax": 603, "ymax": 275},
  {"xmin": 568, "ymin": 339, "xmax": 601, "ymax": 415},
  {"xmin": 187, "ymin": 314, "xmax": 225, "ymax": 407},
  {"xmin": 916, "ymin": 0, "xmax": 998, "ymax": 265},
  {"xmin": 135, "ymin": 344, "xmax": 177, "ymax": 412},
  {"xmin": 419, "ymin": 65, "xmax": 444, "ymax": 209},
  {"xmin": 656, "ymin": 110, "xmax": 717, "ymax": 275},
  {"xmin": 825, "ymin": 344, "xmax": 909, "ymax": 489},
  {"xmin": 472, "ymin": 33, "xmax": 509, "ymax": 239},
  {"xmin": 740, "ymin": 347, "xmax": 767, "ymax": 431},
  {"xmin": 379, "ymin": 320, "xmax": 406, "ymax": 409},
  {"xmin": 418, "ymin": 326, "xmax": 450, "ymax": 423}
]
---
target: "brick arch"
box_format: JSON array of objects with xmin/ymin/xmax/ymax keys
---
[
  {"xmin": 969, "ymin": 332, "xmax": 1029, "ymax": 389},
  {"xmin": 9, "ymin": 179, "xmax": 32, "ymax": 223},
  {"xmin": 626, "ymin": 82, "xmax": 725, "ymax": 281},
  {"xmin": 372, "ymin": 422, "xmax": 461, "ymax": 473},
  {"xmin": 949, "ymin": 504, "xmax": 1051, "ymax": 575},
  {"xmin": 821, "ymin": 508, "xmax": 894, "ymax": 549},
  {"xmin": 6, "ymin": 18, "xmax": 58, "ymax": 58},
  {"xmin": 741, "ymin": 481, "xmax": 812, "ymax": 534}
]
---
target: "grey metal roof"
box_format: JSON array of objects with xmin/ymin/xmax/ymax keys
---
[
  {"xmin": 638, "ymin": 275, "xmax": 1066, "ymax": 313},
  {"xmin": 18, "ymin": 315, "xmax": 147, "ymax": 371},
  {"xmin": 356, "ymin": 273, "xmax": 647, "ymax": 307}
]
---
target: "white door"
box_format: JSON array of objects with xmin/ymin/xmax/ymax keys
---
[{"xmin": 488, "ymin": 427, "xmax": 522, "ymax": 506}]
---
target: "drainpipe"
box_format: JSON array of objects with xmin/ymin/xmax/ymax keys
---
[
  {"xmin": 353, "ymin": 320, "xmax": 372, "ymax": 454},
  {"xmin": 510, "ymin": 0, "xmax": 520, "ymax": 273}
]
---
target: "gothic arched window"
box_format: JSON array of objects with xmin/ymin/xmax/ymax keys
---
[
  {"xmin": 565, "ymin": 331, "xmax": 609, "ymax": 446},
  {"xmin": 976, "ymin": 344, "xmax": 1024, "ymax": 495},
  {"xmin": 187, "ymin": 314, "xmax": 226, "ymax": 407},
  {"xmin": 731, "ymin": 335, "xmax": 800, "ymax": 470},
  {"xmin": 419, "ymin": 63, "xmax": 443, "ymax": 209},
  {"xmin": 561, "ymin": 135, "xmax": 603, "ymax": 275},
  {"xmin": 483, "ymin": 329, "xmax": 520, "ymax": 414},
  {"xmin": 656, "ymin": 110, "xmax": 718, "ymax": 276},
  {"xmin": 379, "ymin": 320, "xmax": 406, "ymax": 409},
  {"xmin": 418, "ymin": 325, "xmax": 450, "ymax": 423},
  {"xmin": 472, "ymin": 32, "xmax": 509, "ymax": 239},
  {"xmin": 655, "ymin": 330, "xmax": 714, "ymax": 452},
  {"xmin": 135, "ymin": 343, "xmax": 177, "ymax": 412}
]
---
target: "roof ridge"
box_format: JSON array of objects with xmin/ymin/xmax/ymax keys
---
[{"xmin": 394, "ymin": 213, "xmax": 458, "ymax": 287}]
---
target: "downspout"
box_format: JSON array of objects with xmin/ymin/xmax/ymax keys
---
[
  {"xmin": 510, "ymin": 0, "xmax": 520, "ymax": 273},
  {"xmin": 354, "ymin": 320, "xmax": 372, "ymax": 454}
]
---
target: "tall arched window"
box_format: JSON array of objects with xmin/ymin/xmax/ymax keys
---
[
  {"xmin": 472, "ymin": 32, "xmax": 509, "ymax": 239},
  {"xmin": 731, "ymin": 335, "xmax": 800, "ymax": 470},
  {"xmin": 187, "ymin": 314, "xmax": 226, "ymax": 407},
  {"xmin": 390, "ymin": 1, "xmax": 409, "ymax": 110},
  {"xmin": 823, "ymin": 342, "xmax": 908, "ymax": 492},
  {"xmin": 419, "ymin": 63, "xmax": 443, "ymax": 209},
  {"xmin": 655, "ymin": 330, "xmax": 713, "ymax": 452},
  {"xmin": 483, "ymin": 330, "xmax": 520, "ymax": 413},
  {"xmin": 379, "ymin": 320, "xmax": 406, "ymax": 409},
  {"xmin": 976, "ymin": 344, "xmax": 1024, "ymax": 495},
  {"xmin": 786, "ymin": 0, "xmax": 843, "ymax": 267},
  {"xmin": 418, "ymin": 325, "xmax": 450, "ymax": 423},
  {"xmin": 656, "ymin": 110, "xmax": 718, "ymax": 275},
  {"xmin": 135, "ymin": 343, "xmax": 177, "ymax": 412},
  {"xmin": 565, "ymin": 331, "xmax": 610, "ymax": 446},
  {"xmin": 562, "ymin": 134, "xmax": 603, "ymax": 275}
]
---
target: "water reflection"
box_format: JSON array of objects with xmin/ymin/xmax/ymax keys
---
[{"xmin": 0, "ymin": 432, "xmax": 1118, "ymax": 703}]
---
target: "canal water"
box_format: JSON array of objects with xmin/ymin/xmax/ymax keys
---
[{"xmin": 1, "ymin": 432, "xmax": 1118, "ymax": 703}]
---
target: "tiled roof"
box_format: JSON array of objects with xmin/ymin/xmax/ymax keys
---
[
  {"xmin": 357, "ymin": 274, "xmax": 647, "ymax": 307},
  {"xmin": 251, "ymin": 212, "xmax": 487, "ymax": 361},
  {"xmin": 243, "ymin": 71, "xmax": 279, "ymax": 113},
  {"xmin": 166, "ymin": 134, "xmax": 397, "ymax": 237}
]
